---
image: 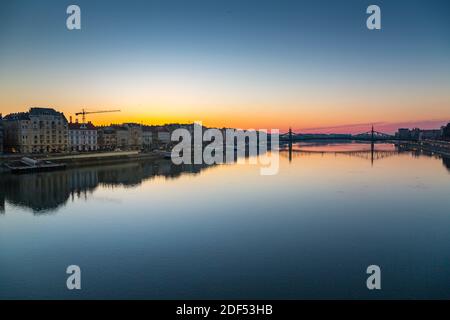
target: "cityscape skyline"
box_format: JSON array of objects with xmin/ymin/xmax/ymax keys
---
[
  {"xmin": 2, "ymin": 106, "xmax": 450, "ymax": 135},
  {"xmin": 1, "ymin": 0, "xmax": 450, "ymax": 133}
]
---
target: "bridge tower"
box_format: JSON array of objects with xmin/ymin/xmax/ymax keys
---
[
  {"xmin": 371, "ymin": 125, "xmax": 375, "ymax": 166},
  {"xmin": 288, "ymin": 127, "xmax": 293, "ymax": 162}
]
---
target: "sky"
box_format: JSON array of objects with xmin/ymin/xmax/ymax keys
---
[{"xmin": 0, "ymin": 0, "xmax": 449, "ymax": 133}]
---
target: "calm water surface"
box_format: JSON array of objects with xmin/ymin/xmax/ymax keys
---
[{"xmin": 1, "ymin": 143, "xmax": 450, "ymax": 299}]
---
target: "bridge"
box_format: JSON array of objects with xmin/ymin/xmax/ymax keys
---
[
  {"xmin": 278, "ymin": 126, "xmax": 401, "ymax": 165},
  {"xmin": 279, "ymin": 126, "xmax": 396, "ymax": 142}
]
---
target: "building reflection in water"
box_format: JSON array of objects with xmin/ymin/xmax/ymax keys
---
[
  {"xmin": 1, "ymin": 149, "xmax": 449, "ymax": 214},
  {"xmin": 443, "ymin": 156, "xmax": 450, "ymax": 172},
  {"xmin": 0, "ymin": 179, "xmax": 4, "ymax": 214},
  {"xmin": 0, "ymin": 159, "xmax": 211, "ymax": 214}
]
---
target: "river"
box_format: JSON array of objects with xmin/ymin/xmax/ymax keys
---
[{"xmin": 1, "ymin": 142, "xmax": 450, "ymax": 299}]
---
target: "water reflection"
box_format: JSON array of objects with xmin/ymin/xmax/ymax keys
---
[
  {"xmin": 283, "ymin": 141, "xmax": 397, "ymax": 165},
  {"xmin": 2, "ymin": 143, "xmax": 450, "ymax": 299},
  {"xmin": 442, "ymin": 156, "xmax": 450, "ymax": 172},
  {"xmin": 1, "ymin": 145, "xmax": 449, "ymax": 214},
  {"xmin": 0, "ymin": 160, "xmax": 211, "ymax": 214},
  {"xmin": 283, "ymin": 141, "xmax": 450, "ymax": 171}
]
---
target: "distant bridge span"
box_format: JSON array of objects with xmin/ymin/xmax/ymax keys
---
[
  {"xmin": 279, "ymin": 125, "xmax": 400, "ymax": 165},
  {"xmin": 279, "ymin": 126, "xmax": 398, "ymax": 142}
]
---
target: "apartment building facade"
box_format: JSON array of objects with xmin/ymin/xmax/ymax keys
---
[
  {"xmin": 155, "ymin": 126, "xmax": 171, "ymax": 144},
  {"xmin": 69, "ymin": 121, "xmax": 98, "ymax": 152},
  {"xmin": 123, "ymin": 123, "xmax": 143, "ymax": 150},
  {"xmin": 0, "ymin": 114, "xmax": 4, "ymax": 154},
  {"xmin": 98, "ymin": 124, "xmax": 143, "ymax": 151},
  {"xmin": 443, "ymin": 123, "xmax": 450, "ymax": 140},
  {"xmin": 3, "ymin": 108, "xmax": 69, "ymax": 153},
  {"xmin": 97, "ymin": 126, "xmax": 118, "ymax": 151},
  {"xmin": 142, "ymin": 126, "xmax": 153, "ymax": 150}
]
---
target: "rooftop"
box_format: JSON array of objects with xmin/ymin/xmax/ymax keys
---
[
  {"xmin": 3, "ymin": 112, "xmax": 31, "ymax": 121},
  {"xmin": 69, "ymin": 122, "xmax": 96, "ymax": 130},
  {"xmin": 4, "ymin": 108, "xmax": 68, "ymax": 122}
]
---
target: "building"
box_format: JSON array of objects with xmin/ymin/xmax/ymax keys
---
[
  {"xmin": 3, "ymin": 107, "xmax": 68, "ymax": 153},
  {"xmin": 397, "ymin": 127, "xmax": 445, "ymax": 141},
  {"xmin": 418, "ymin": 129, "xmax": 442, "ymax": 140},
  {"xmin": 122, "ymin": 123, "xmax": 143, "ymax": 150},
  {"xmin": 0, "ymin": 114, "xmax": 4, "ymax": 154},
  {"xmin": 98, "ymin": 126, "xmax": 118, "ymax": 151},
  {"xmin": 156, "ymin": 126, "xmax": 171, "ymax": 144},
  {"xmin": 114, "ymin": 126, "xmax": 129, "ymax": 150},
  {"xmin": 443, "ymin": 123, "xmax": 450, "ymax": 140},
  {"xmin": 410, "ymin": 128, "xmax": 421, "ymax": 140},
  {"xmin": 397, "ymin": 128, "xmax": 411, "ymax": 140},
  {"xmin": 142, "ymin": 126, "xmax": 153, "ymax": 150},
  {"xmin": 98, "ymin": 124, "xmax": 143, "ymax": 151},
  {"xmin": 69, "ymin": 121, "xmax": 98, "ymax": 152}
]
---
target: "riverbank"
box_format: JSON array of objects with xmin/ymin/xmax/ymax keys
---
[
  {"xmin": 395, "ymin": 140, "xmax": 450, "ymax": 157},
  {"xmin": 0, "ymin": 150, "xmax": 166, "ymax": 172}
]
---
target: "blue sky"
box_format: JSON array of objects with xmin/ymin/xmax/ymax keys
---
[{"xmin": 1, "ymin": 0, "xmax": 449, "ymax": 132}]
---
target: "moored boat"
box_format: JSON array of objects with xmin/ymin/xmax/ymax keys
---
[{"xmin": 3, "ymin": 157, "xmax": 66, "ymax": 174}]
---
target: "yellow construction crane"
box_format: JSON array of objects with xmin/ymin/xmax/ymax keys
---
[{"xmin": 75, "ymin": 109, "xmax": 121, "ymax": 123}]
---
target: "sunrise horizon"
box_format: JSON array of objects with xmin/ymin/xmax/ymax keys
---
[
  {"xmin": 2, "ymin": 104, "xmax": 450, "ymax": 135},
  {"xmin": 2, "ymin": 0, "xmax": 449, "ymax": 136}
]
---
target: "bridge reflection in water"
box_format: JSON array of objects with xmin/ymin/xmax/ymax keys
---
[
  {"xmin": 281, "ymin": 141, "xmax": 450, "ymax": 171},
  {"xmin": 1, "ymin": 144, "xmax": 449, "ymax": 214},
  {"xmin": 281, "ymin": 141, "xmax": 398, "ymax": 165}
]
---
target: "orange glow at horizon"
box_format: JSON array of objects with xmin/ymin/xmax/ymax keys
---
[{"xmin": 1, "ymin": 92, "xmax": 449, "ymax": 134}]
